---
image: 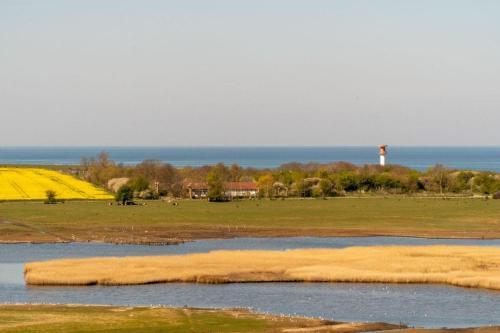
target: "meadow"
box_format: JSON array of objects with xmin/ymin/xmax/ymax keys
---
[
  {"xmin": 1, "ymin": 198, "xmax": 500, "ymax": 243},
  {"xmin": 2, "ymin": 305, "xmax": 499, "ymax": 333},
  {"xmin": 0, "ymin": 168, "xmax": 112, "ymax": 201},
  {"xmin": 1, "ymin": 304, "xmax": 393, "ymax": 333},
  {"xmin": 24, "ymin": 245, "xmax": 500, "ymax": 290}
]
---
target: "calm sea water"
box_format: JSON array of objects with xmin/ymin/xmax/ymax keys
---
[
  {"xmin": 1, "ymin": 146, "xmax": 500, "ymax": 170},
  {"xmin": 1, "ymin": 237, "xmax": 499, "ymax": 328}
]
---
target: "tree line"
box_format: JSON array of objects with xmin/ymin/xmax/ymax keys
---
[{"xmin": 79, "ymin": 152, "xmax": 500, "ymax": 200}]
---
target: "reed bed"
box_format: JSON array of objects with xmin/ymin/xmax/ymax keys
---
[{"xmin": 24, "ymin": 246, "xmax": 500, "ymax": 290}]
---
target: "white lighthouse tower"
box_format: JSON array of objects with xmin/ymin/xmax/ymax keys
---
[{"xmin": 379, "ymin": 145, "xmax": 388, "ymax": 166}]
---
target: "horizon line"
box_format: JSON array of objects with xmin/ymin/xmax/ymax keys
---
[{"xmin": 2, "ymin": 145, "xmax": 500, "ymax": 149}]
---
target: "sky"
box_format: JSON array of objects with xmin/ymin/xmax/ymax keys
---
[{"xmin": 1, "ymin": 0, "xmax": 499, "ymax": 146}]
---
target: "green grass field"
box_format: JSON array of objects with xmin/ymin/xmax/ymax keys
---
[
  {"xmin": 1, "ymin": 198, "xmax": 500, "ymax": 243},
  {"xmin": 1, "ymin": 305, "xmax": 498, "ymax": 333},
  {"xmin": 0, "ymin": 305, "xmax": 327, "ymax": 333}
]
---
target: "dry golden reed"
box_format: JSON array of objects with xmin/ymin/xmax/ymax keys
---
[{"xmin": 24, "ymin": 246, "xmax": 500, "ymax": 290}]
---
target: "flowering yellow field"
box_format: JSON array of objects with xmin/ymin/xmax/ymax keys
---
[{"xmin": 0, "ymin": 168, "xmax": 113, "ymax": 201}]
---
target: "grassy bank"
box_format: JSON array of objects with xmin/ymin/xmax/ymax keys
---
[
  {"xmin": 0, "ymin": 304, "xmax": 405, "ymax": 333},
  {"xmin": 3, "ymin": 304, "xmax": 500, "ymax": 333},
  {"xmin": 1, "ymin": 198, "xmax": 500, "ymax": 243},
  {"xmin": 24, "ymin": 246, "xmax": 500, "ymax": 290}
]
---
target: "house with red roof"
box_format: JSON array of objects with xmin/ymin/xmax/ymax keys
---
[
  {"xmin": 224, "ymin": 182, "xmax": 258, "ymax": 199},
  {"xmin": 183, "ymin": 180, "xmax": 258, "ymax": 199}
]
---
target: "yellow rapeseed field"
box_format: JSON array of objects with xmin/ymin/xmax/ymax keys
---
[
  {"xmin": 0, "ymin": 168, "xmax": 113, "ymax": 200},
  {"xmin": 24, "ymin": 246, "xmax": 500, "ymax": 290}
]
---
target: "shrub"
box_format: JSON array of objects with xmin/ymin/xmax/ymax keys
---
[
  {"xmin": 115, "ymin": 185, "xmax": 134, "ymax": 205},
  {"xmin": 128, "ymin": 176, "xmax": 150, "ymax": 192},
  {"xmin": 453, "ymin": 171, "xmax": 474, "ymax": 192},
  {"xmin": 44, "ymin": 190, "xmax": 57, "ymax": 204},
  {"xmin": 474, "ymin": 173, "xmax": 500, "ymax": 194},
  {"xmin": 137, "ymin": 189, "xmax": 158, "ymax": 200},
  {"xmin": 319, "ymin": 179, "xmax": 333, "ymax": 197},
  {"xmin": 339, "ymin": 172, "xmax": 359, "ymax": 192}
]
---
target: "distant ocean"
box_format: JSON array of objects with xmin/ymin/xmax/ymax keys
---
[{"xmin": 0, "ymin": 147, "xmax": 499, "ymax": 171}]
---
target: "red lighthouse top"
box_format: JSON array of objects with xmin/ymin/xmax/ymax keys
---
[{"xmin": 379, "ymin": 145, "xmax": 388, "ymax": 156}]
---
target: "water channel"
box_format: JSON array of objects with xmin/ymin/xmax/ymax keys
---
[{"xmin": 1, "ymin": 237, "xmax": 499, "ymax": 328}]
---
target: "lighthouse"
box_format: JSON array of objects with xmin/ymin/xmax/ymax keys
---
[{"xmin": 379, "ymin": 145, "xmax": 388, "ymax": 166}]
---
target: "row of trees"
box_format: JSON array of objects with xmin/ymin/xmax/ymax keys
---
[{"xmin": 79, "ymin": 153, "xmax": 500, "ymax": 199}]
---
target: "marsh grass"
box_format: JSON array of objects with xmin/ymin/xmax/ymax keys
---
[{"xmin": 24, "ymin": 246, "xmax": 500, "ymax": 290}]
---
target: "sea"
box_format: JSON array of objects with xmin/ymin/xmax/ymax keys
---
[{"xmin": 0, "ymin": 146, "xmax": 500, "ymax": 171}]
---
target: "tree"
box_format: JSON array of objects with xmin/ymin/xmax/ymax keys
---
[
  {"xmin": 230, "ymin": 164, "xmax": 242, "ymax": 182},
  {"xmin": 429, "ymin": 164, "xmax": 449, "ymax": 194},
  {"xmin": 81, "ymin": 151, "xmax": 122, "ymax": 186},
  {"xmin": 450, "ymin": 171, "xmax": 474, "ymax": 193},
  {"xmin": 273, "ymin": 170, "xmax": 294, "ymax": 188},
  {"xmin": 404, "ymin": 171, "xmax": 425, "ymax": 193},
  {"xmin": 374, "ymin": 173, "xmax": 400, "ymax": 191},
  {"xmin": 339, "ymin": 172, "xmax": 359, "ymax": 192},
  {"xmin": 44, "ymin": 190, "xmax": 57, "ymax": 204},
  {"xmin": 128, "ymin": 175, "xmax": 150, "ymax": 192},
  {"xmin": 115, "ymin": 185, "xmax": 134, "ymax": 205},
  {"xmin": 257, "ymin": 174, "xmax": 274, "ymax": 198},
  {"xmin": 206, "ymin": 163, "xmax": 228, "ymax": 202},
  {"xmin": 291, "ymin": 171, "xmax": 307, "ymax": 197},
  {"xmin": 319, "ymin": 179, "xmax": 333, "ymax": 197},
  {"xmin": 474, "ymin": 173, "xmax": 500, "ymax": 194},
  {"xmin": 134, "ymin": 160, "xmax": 181, "ymax": 196},
  {"xmin": 358, "ymin": 173, "xmax": 377, "ymax": 192}
]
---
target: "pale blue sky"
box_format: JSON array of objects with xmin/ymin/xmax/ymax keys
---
[{"xmin": 1, "ymin": 1, "xmax": 499, "ymax": 146}]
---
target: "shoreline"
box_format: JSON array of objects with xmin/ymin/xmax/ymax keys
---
[
  {"xmin": 1, "ymin": 304, "xmax": 499, "ymax": 332},
  {"xmin": 5, "ymin": 232, "xmax": 500, "ymax": 246},
  {"xmin": 0, "ymin": 304, "xmax": 406, "ymax": 333},
  {"xmin": 4, "ymin": 233, "xmax": 500, "ymax": 245},
  {"xmin": 4, "ymin": 228, "xmax": 500, "ymax": 245},
  {"xmin": 4, "ymin": 234, "xmax": 500, "ymax": 246}
]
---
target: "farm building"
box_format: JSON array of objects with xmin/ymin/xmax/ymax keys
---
[
  {"xmin": 225, "ymin": 182, "xmax": 258, "ymax": 199},
  {"xmin": 183, "ymin": 181, "xmax": 258, "ymax": 199},
  {"xmin": 184, "ymin": 182, "xmax": 209, "ymax": 199}
]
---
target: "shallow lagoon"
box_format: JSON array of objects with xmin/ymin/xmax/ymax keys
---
[{"xmin": 1, "ymin": 237, "xmax": 500, "ymax": 328}]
